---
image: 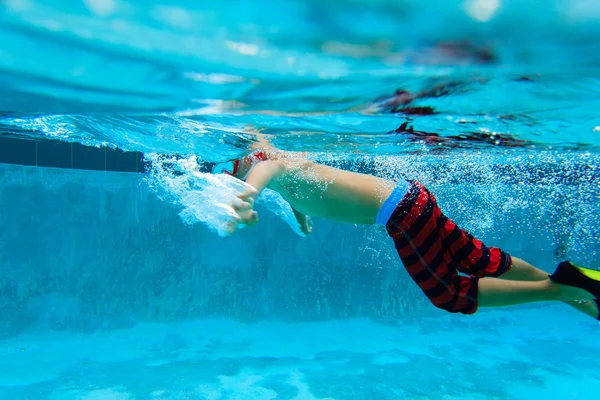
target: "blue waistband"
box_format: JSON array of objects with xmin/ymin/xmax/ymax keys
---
[{"xmin": 376, "ymin": 180, "xmax": 409, "ymax": 225}]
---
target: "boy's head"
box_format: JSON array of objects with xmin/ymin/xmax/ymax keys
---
[{"xmin": 211, "ymin": 151, "xmax": 266, "ymax": 180}]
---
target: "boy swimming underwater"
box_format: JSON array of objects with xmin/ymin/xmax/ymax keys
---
[{"xmin": 212, "ymin": 147, "xmax": 600, "ymax": 319}]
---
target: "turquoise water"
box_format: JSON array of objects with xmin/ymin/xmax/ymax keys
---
[
  {"xmin": 1, "ymin": 0, "xmax": 600, "ymax": 155},
  {"xmin": 1, "ymin": 0, "xmax": 600, "ymax": 399},
  {"xmin": 1, "ymin": 163, "xmax": 599, "ymax": 399}
]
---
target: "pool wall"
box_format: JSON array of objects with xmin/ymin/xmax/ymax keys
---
[{"xmin": 0, "ymin": 162, "xmax": 598, "ymax": 339}]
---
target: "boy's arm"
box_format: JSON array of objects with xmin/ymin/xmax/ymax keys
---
[
  {"xmin": 231, "ymin": 160, "xmax": 285, "ymax": 228},
  {"xmin": 243, "ymin": 160, "xmax": 285, "ymax": 202}
]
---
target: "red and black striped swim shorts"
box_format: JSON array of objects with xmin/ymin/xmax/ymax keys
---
[{"xmin": 385, "ymin": 181, "xmax": 512, "ymax": 314}]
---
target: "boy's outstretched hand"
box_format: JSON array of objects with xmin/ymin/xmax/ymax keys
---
[{"xmin": 226, "ymin": 189, "xmax": 259, "ymax": 235}]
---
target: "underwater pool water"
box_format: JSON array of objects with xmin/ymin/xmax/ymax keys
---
[
  {"xmin": 1, "ymin": 161, "xmax": 599, "ymax": 399},
  {"xmin": 0, "ymin": 0, "xmax": 599, "ymax": 399}
]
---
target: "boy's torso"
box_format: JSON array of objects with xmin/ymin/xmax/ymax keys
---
[{"xmin": 269, "ymin": 161, "xmax": 396, "ymax": 225}]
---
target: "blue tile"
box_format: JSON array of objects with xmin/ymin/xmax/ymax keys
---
[
  {"xmin": 106, "ymin": 148, "xmax": 138, "ymax": 173},
  {"xmin": 36, "ymin": 140, "xmax": 72, "ymax": 168},
  {"xmin": 0, "ymin": 137, "xmax": 36, "ymax": 166},
  {"xmin": 72, "ymin": 143, "xmax": 106, "ymax": 171}
]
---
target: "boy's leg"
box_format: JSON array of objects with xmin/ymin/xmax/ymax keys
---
[
  {"xmin": 498, "ymin": 257, "xmax": 548, "ymax": 281},
  {"xmin": 477, "ymin": 277, "xmax": 592, "ymax": 308},
  {"xmin": 567, "ymin": 299, "xmax": 600, "ymax": 319},
  {"xmin": 496, "ymin": 256, "xmax": 599, "ymax": 319}
]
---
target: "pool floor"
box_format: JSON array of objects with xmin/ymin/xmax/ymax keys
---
[{"xmin": 0, "ymin": 305, "xmax": 598, "ymax": 399}]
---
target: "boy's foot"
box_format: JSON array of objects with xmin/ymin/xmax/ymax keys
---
[
  {"xmin": 594, "ymin": 299, "xmax": 600, "ymax": 320},
  {"xmin": 550, "ymin": 261, "xmax": 600, "ymax": 301},
  {"xmin": 592, "ymin": 299, "xmax": 600, "ymax": 320},
  {"xmin": 567, "ymin": 298, "xmax": 600, "ymax": 320}
]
